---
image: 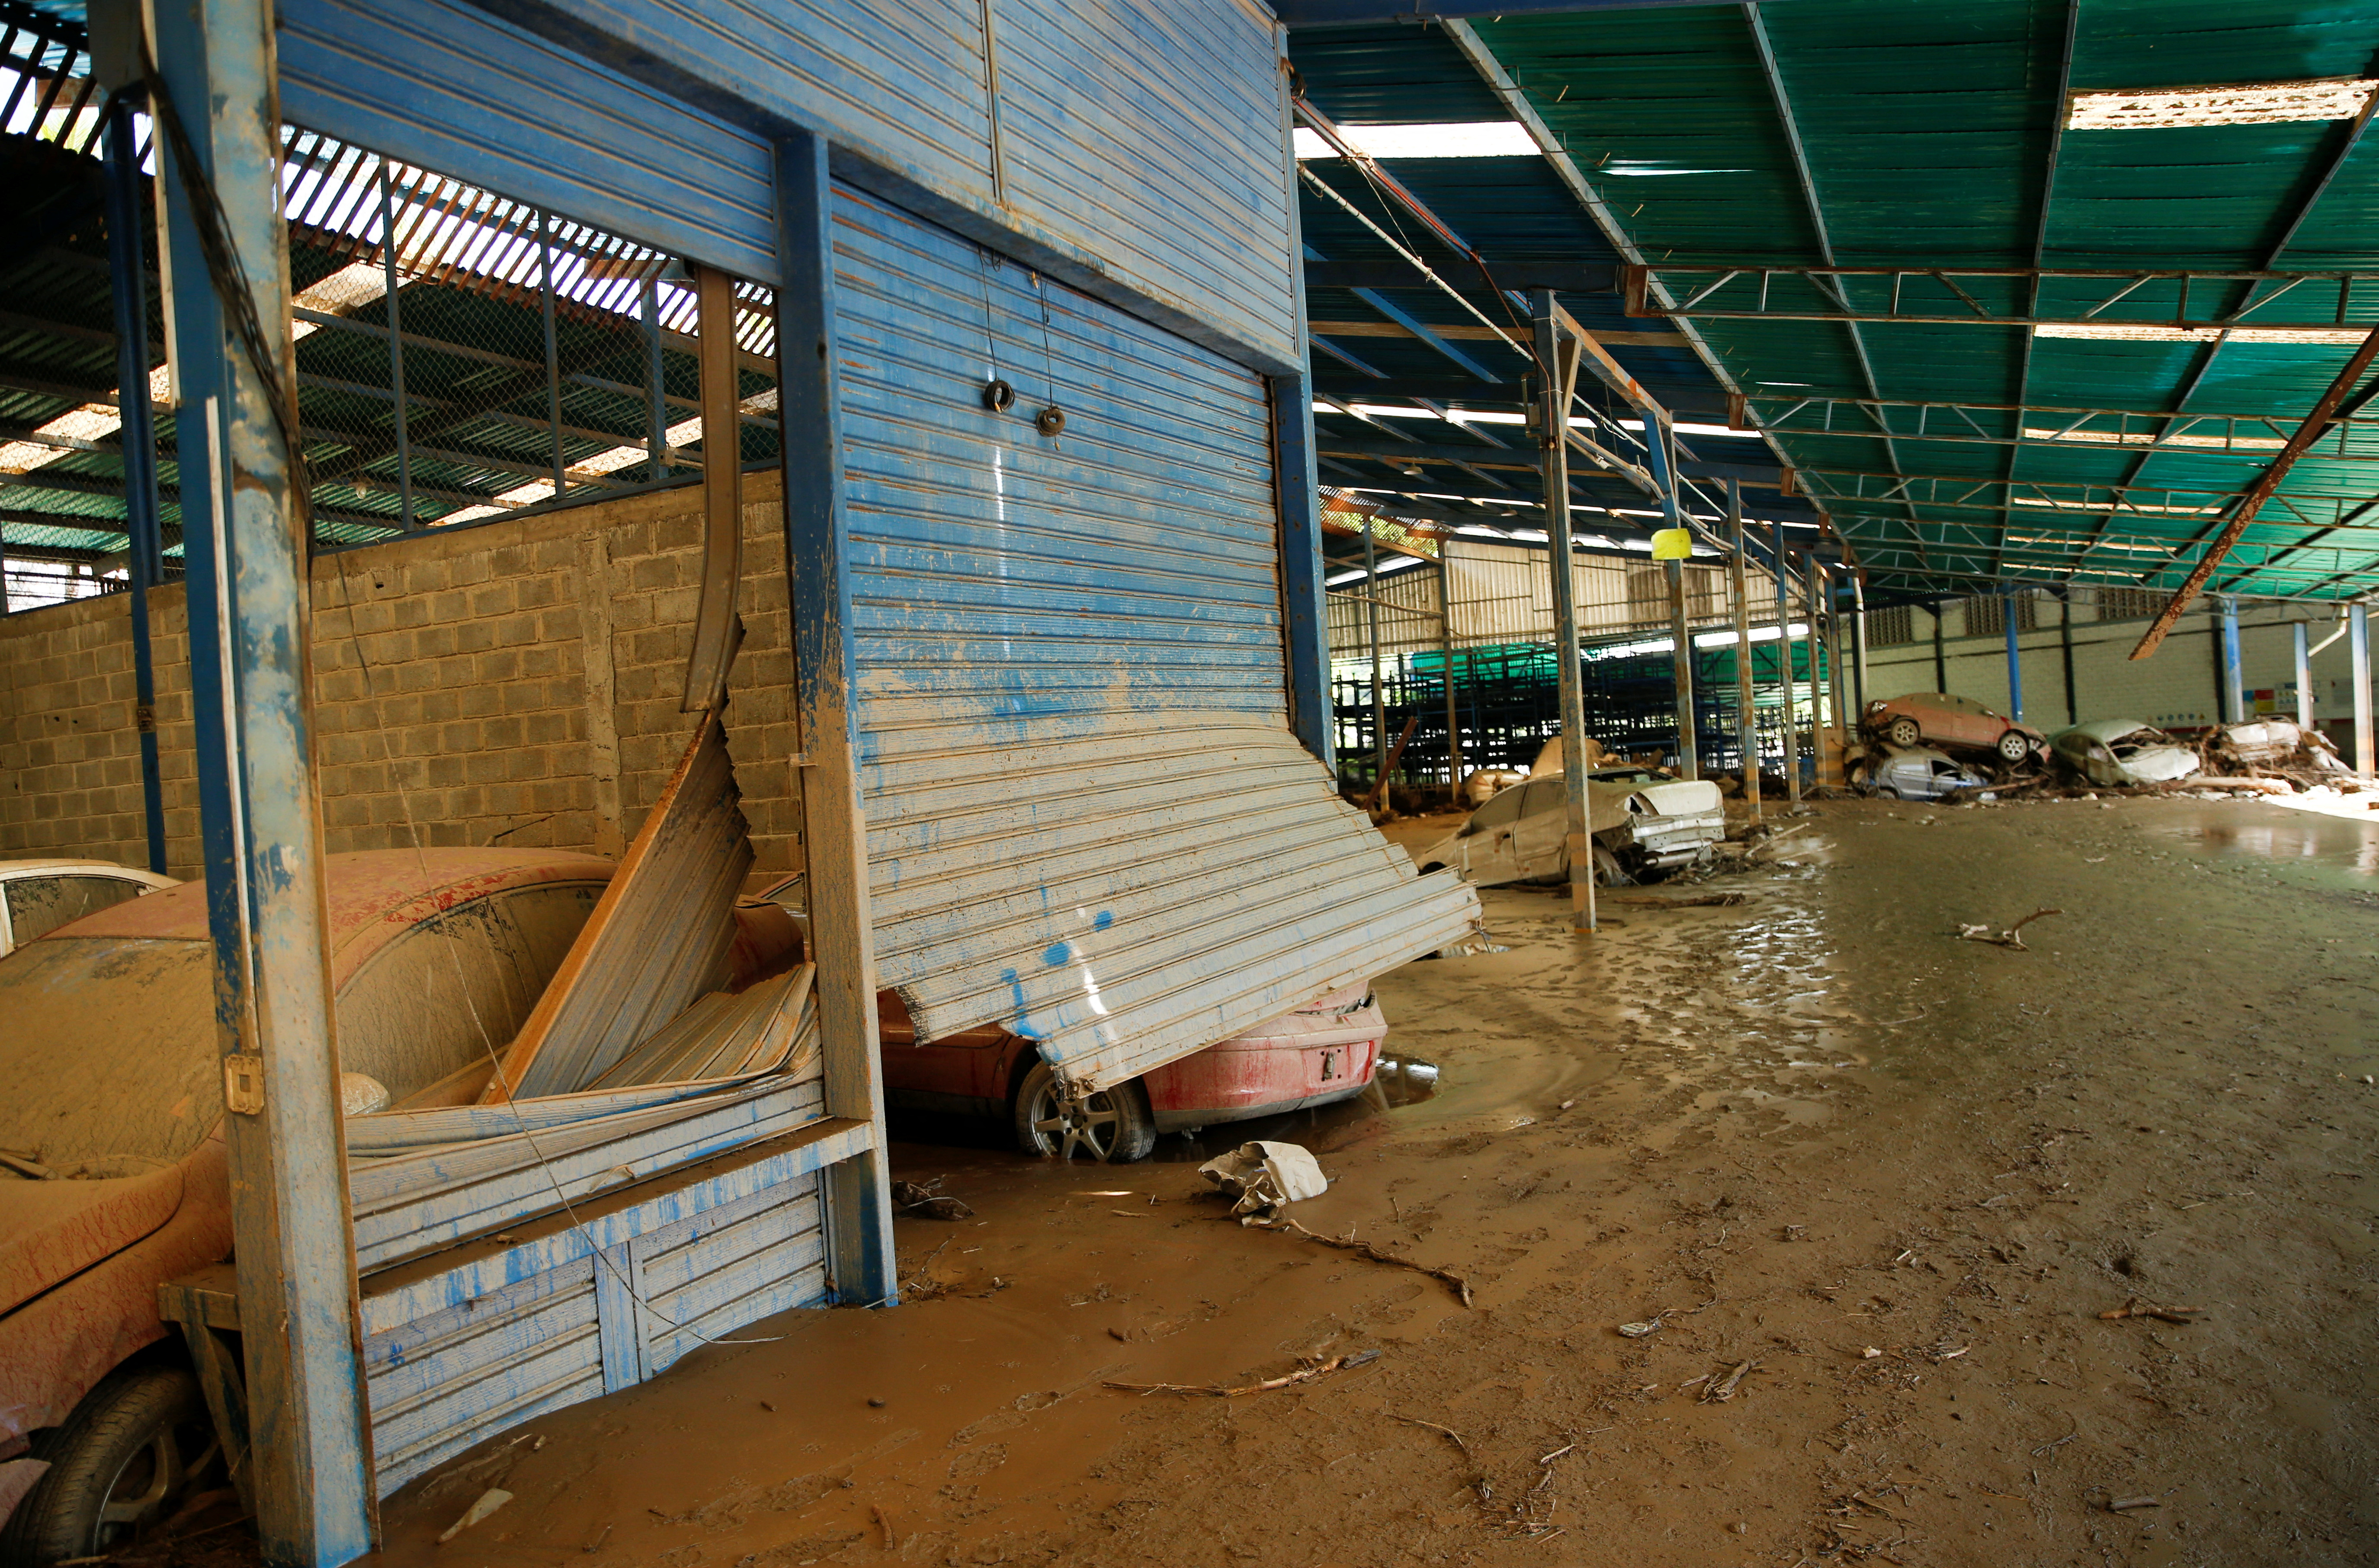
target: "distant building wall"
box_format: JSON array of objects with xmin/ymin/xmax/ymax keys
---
[
  {"xmin": 0, "ymin": 475, "xmax": 800, "ymax": 878},
  {"xmin": 1861, "ymin": 591, "xmax": 2356, "ymax": 738}
]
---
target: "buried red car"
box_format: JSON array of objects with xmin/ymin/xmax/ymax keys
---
[
  {"xmin": 751, "ymin": 874, "xmax": 1388, "ymax": 1164},
  {"xmin": 877, "ymin": 986, "xmax": 1387, "ymax": 1163}
]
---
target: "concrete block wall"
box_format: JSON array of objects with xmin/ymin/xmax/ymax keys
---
[
  {"xmin": 0, "ymin": 473, "xmax": 801, "ymax": 879},
  {"xmin": 1862, "ymin": 592, "xmax": 2363, "ymax": 739}
]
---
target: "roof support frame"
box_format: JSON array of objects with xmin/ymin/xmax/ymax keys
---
[{"xmin": 1737, "ymin": 1, "xmax": 1923, "ymax": 563}]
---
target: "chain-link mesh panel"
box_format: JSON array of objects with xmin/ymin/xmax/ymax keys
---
[{"xmin": 282, "ymin": 127, "xmax": 780, "ymax": 547}]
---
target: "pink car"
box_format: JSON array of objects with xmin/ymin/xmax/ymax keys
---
[
  {"xmin": 1863, "ymin": 691, "xmax": 2046, "ymax": 764},
  {"xmin": 878, "ymin": 986, "xmax": 1387, "ymax": 1164}
]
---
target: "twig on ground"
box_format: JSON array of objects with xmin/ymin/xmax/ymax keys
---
[
  {"xmin": 1702, "ymin": 1360, "xmax": 1758, "ymax": 1403},
  {"xmin": 1256, "ymin": 1217, "xmax": 1475, "ymax": 1306},
  {"xmin": 1389, "ymin": 1413, "xmax": 1474, "ymax": 1461},
  {"xmin": 1103, "ymin": 1348, "xmax": 1380, "ymax": 1398},
  {"xmin": 1958, "ymin": 908, "xmax": 2064, "ymax": 950},
  {"xmin": 2098, "ymin": 1301, "xmax": 2204, "ymax": 1325}
]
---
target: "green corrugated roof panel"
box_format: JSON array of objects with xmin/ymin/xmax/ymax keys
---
[{"xmin": 1458, "ymin": 0, "xmax": 2379, "ymax": 601}]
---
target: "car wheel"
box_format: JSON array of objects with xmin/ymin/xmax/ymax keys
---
[
  {"xmin": 1885, "ymin": 717, "xmax": 1921, "ymax": 748},
  {"xmin": 1995, "ymin": 730, "xmax": 2031, "ymax": 764},
  {"xmin": 1013, "ymin": 1061, "xmax": 1157, "ymax": 1163},
  {"xmin": 0, "ymin": 1366, "xmax": 221, "ymax": 1566}
]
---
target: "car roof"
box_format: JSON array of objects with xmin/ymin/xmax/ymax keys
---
[
  {"xmin": 47, "ymin": 847, "xmax": 616, "ymax": 986},
  {"xmin": 0, "ymin": 860, "xmax": 175, "ymax": 883},
  {"xmin": 2054, "ymin": 719, "xmax": 2162, "ymax": 743}
]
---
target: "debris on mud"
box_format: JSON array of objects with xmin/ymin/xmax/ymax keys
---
[
  {"xmin": 1251, "ymin": 1217, "xmax": 1475, "ymax": 1306},
  {"xmin": 1956, "ymin": 908, "xmax": 2063, "ymax": 950},
  {"xmin": 892, "ymin": 1178, "xmax": 975, "ymax": 1219},
  {"xmin": 1197, "ymin": 1140, "xmax": 1327, "ymax": 1220},
  {"xmin": 1103, "ymin": 1347, "xmax": 1381, "ymax": 1399}
]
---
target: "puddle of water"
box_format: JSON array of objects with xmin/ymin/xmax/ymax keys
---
[{"xmin": 2148, "ymin": 812, "xmax": 2379, "ymax": 875}]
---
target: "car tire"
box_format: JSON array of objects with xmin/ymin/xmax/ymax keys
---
[
  {"xmin": 1885, "ymin": 717, "xmax": 1921, "ymax": 748},
  {"xmin": 1995, "ymin": 730, "xmax": 2031, "ymax": 764},
  {"xmin": 1013, "ymin": 1061, "xmax": 1157, "ymax": 1163},
  {"xmin": 0, "ymin": 1366, "xmax": 219, "ymax": 1567}
]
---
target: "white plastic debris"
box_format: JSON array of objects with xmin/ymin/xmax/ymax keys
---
[
  {"xmin": 437, "ymin": 1487, "xmax": 512, "ymax": 1543},
  {"xmin": 1198, "ymin": 1140, "xmax": 1327, "ymax": 1222}
]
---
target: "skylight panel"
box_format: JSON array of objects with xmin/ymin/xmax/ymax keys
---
[
  {"xmin": 2035, "ymin": 323, "xmax": 2373, "ymax": 344},
  {"xmin": 2066, "ymin": 78, "xmax": 2379, "ymax": 130},
  {"xmin": 1293, "ymin": 122, "xmax": 1539, "ymax": 160}
]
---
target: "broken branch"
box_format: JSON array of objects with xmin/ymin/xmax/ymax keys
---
[
  {"xmin": 1958, "ymin": 908, "xmax": 2064, "ymax": 950},
  {"xmin": 1257, "ymin": 1217, "xmax": 1475, "ymax": 1306},
  {"xmin": 1103, "ymin": 1348, "xmax": 1380, "ymax": 1398}
]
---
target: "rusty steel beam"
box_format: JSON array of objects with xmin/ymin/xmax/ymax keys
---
[{"xmin": 2131, "ymin": 325, "xmax": 2379, "ymax": 659}]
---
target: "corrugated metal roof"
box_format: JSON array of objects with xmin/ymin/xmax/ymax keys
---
[{"xmin": 1449, "ymin": 0, "xmax": 2379, "ymax": 601}]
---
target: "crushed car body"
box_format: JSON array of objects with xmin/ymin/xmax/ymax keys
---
[
  {"xmin": 2051, "ymin": 720, "xmax": 2202, "ymax": 787},
  {"xmin": 1412, "ymin": 766, "xmax": 1727, "ymax": 887}
]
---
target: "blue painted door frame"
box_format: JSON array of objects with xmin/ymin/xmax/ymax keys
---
[{"xmin": 147, "ymin": 0, "xmax": 376, "ymax": 1562}]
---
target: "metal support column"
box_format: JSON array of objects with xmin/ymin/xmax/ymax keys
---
[
  {"xmin": 2351, "ymin": 602, "xmax": 2373, "ymax": 778},
  {"xmin": 2061, "ymin": 594, "xmax": 2078, "ymax": 727},
  {"xmin": 1271, "ymin": 69, "xmax": 1331, "ymax": 769},
  {"xmin": 376, "ymin": 166, "xmax": 413, "ymax": 529},
  {"xmin": 1532, "ymin": 291, "xmax": 1595, "ymax": 933},
  {"xmin": 2295, "ymin": 621, "xmax": 2315, "ymax": 730},
  {"xmin": 1805, "ymin": 556, "xmax": 1830, "ymax": 782},
  {"xmin": 2003, "ymin": 587, "xmax": 2025, "ymax": 723},
  {"xmin": 539, "ymin": 209, "xmax": 565, "ymax": 497},
  {"xmin": 772, "ymin": 128, "xmax": 897, "ymax": 1304},
  {"xmin": 1664, "ymin": 560, "xmax": 1697, "ymax": 778},
  {"xmin": 1273, "ymin": 370, "xmax": 1331, "ymax": 767},
  {"xmin": 644, "ymin": 276, "xmax": 668, "ymax": 483},
  {"xmin": 145, "ymin": 0, "xmax": 374, "ymax": 1560},
  {"xmin": 1365, "ymin": 527, "xmax": 1384, "ymax": 790},
  {"xmin": 1728, "ymin": 480, "xmax": 1758, "ymax": 820},
  {"xmin": 1439, "ymin": 558, "xmax": 1461, "ymax": 793},
  {"xmin": 2218, "ymin": 595, "xmax": 2244, "ymax": 724},
  {"xmin": 104, "ymin": 98, "xmax": 168, "ymax": 874},
  {"xmin": 1772, "ymin": 528, "xmax": 1800, "ymax": 805},
  {"xmin": 1849, "ymin": 570, "xmax": 1868, "ymax": 714},
  {"xmin": 1932, "ymin": 601, "xmax": 1947, "ymax": 691},
  {"xmin": 1827, "ymin": 570, "xmax": 1851, "ymax": 736}
]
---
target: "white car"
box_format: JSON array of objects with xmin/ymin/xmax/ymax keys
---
[
  {"xmin": 0, "ymin": 861, "xmax": 178, "ymax": 958},
  {"xmin": 1412, "ymin": 768, "xmax": 1727, "ymax": 887}
]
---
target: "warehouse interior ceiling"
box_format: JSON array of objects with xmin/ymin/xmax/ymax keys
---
[{"xmin": 1289, "ymin": 0, "xmax": 2379, "ymax": 608}]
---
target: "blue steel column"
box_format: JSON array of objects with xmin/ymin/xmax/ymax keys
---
[
  {"xmin": 773, "ymin": 130, "xmax": 896, "ymax": 1305},
  {"xmin": 2218, "ymin": 595, "xmax": 2244, "ymax": 724},
  {"xmin": 2294, "ymin": 621, "xmax": 2314, "ymax": 730},
  {"xmin": 2003, "ymin": 586, "xmax": 2024, "ymax": 723},
  {"xmin": 377, "ymin": 166, "xmax": 414, "ymax": 528},
  {"xmin": 104, "ymin": 99, "xmax": 169, "ymax": 874},
  {"xmin": 1269, "ymin": 39, "xmax": 1330, "ymax": 766},
  {"xmin": 644, "ymin": 276, "xmax": 668, "ymax": 482},
  {"xmin": 149, "ymin": 0, "xmax": 374, "ymax": 1562},
  {"xmin": 2351, "ymin": 603, "xmax": 2373, "ymax": 778},
  {"xmin": 1771, "ymin": 525, "xmax": 1799, "ymax": 805}
]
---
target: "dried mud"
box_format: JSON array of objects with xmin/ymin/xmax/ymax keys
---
[{"xmin": 201, "ymin": 797, "xmax": 2379, "ymax": 1567}]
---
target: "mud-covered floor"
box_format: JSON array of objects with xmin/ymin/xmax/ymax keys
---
[{"xmin": 357, "ymin": 795, "xmax": 2379, "ymax": 1568}]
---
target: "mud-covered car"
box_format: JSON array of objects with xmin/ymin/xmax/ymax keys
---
[
  {"xmin": 1411, "ymin": 768, "xmax": 1726, "ymax": 887},
  {"xmin": 0, "ymin": 848, "xmax": 800, "ymax": 1565},
  {"xmin": 1863, "ymin": 692, "xmax": 2045, "ymax": 765},
  {"xmin": 1864, "ymin": 745, "xmax": 1993, "ymax": 800},
  {"xmin": 2051, "ymin": 720, "xmax": 2202, "ymax": 787},
  {"xmin": 0, "ymin": 862, "xmax": 176, "ymax": 958}
]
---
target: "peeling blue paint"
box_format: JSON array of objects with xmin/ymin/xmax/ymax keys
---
[{"xmin": 1000, "ymin": 968, "xmax": 1044, "ymax": 1040}]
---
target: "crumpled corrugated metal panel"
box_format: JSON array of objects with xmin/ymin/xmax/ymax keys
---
[
  {"xmin": 484, "ymin": 712, "xmax": 752, "ymax": 1100},
  {"xmin": 834, "ymin": 182, "xmax": 1479, "ymax": 1091}
]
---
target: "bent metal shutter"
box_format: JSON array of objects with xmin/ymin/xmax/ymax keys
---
[{"xmin": 832, "ymin": 185, "xmax": 1479, "ymax": 1091}]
